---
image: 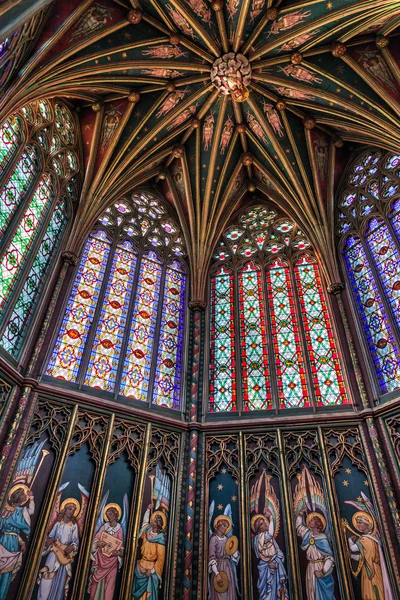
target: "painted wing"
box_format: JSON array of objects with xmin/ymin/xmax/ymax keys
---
[
  {"xmin": 77, "ymin": 483, "xmax": 90, "ymax": 537},
  {"xmin": 208, "ymin": 500, "xmax": 215, "ymax": 538},
  {"xmin": 250, "ymin": 472, "xmax": 263, "ymax": 515},
  {"xmin": 264, "ymin": 474, "xmax": 280, "ymax": 537},
  {"xmin": 93, "ymin": 489, "xmax": 109, "ymax": 537},
  {"xmin": 121, "ymin": 493, "xmax": 129, "ymax": 541},
  {"xmin": 224, "ymin": 503, "xmax": 234, "ymax": 538},
  {"xmin": 48, "ymin": 482, "xmax": 70, "ymax": 532}
]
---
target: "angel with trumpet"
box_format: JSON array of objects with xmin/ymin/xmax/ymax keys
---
[
  {"xmin": 250, "ymin": 470, "xmax": 288, "ymax": 600},
  {"xmin": 342, "ymin": 492, "xmax": 394, "ymax": 600},
  {"xmin": 0, "ymin": 439, "xmax": 49, "ymax": 600},
  {"xmin": 294, "ymin": 466, "xmax": 336, "ymax": 600}
]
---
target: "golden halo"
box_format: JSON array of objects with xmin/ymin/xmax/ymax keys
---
[
  {"xmin": 8, "ymin": 484, "xmax": 30, "ymax": 503},
  {"xmin": 213, "ymin": 515, "xmax": 232, "ymax": 534},
  {"xmin": 250, "ymin": 514, "xmax": 269, "ymax": 533},
  {"xmin": 306, "ymin": 512, "xmax": 327, "ymax": 531},
  {"xmin": 225, "ymin": 535, "xmax": 239, "ymax": 555},
  {"xmin": 60, "ymin": 497, "xmax": 80, "ymax": 515},
  {"xmin": 150, "ymin": 510, "xmax": 167, "ymax": 532},
  {"xmin": 352, "ymin": 511, "xmax": 374, "ymax": 532},
  {"xmin": 103, "ymin": 503, "xmax": 122, "ymax": 522}
]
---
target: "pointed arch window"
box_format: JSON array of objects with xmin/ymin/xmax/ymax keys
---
[
  {"xmin": 209, "ymin": 205, "xmax": 348, "ymax": 413},
  {"xmin": 47, "ymin": 191, "xmax": 187, "ymax": 411},
  {"xmin": 338, "ymin": 150, "xmax": 400, "ymax": 395},
  {"xmin": 0, "ymin": 99, "xmax": 79, "ymax": 359}
]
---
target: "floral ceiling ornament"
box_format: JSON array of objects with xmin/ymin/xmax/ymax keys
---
[{"xmin": 211, "ymin": 53, "xmax": 251, "ymax": 102}]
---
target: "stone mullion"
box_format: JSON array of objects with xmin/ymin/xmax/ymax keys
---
[
  {"xmin": 181, "ymin": 304, "xmax": 204, "ymax": 599},
  {"xmin": 26, "ymin": 251, "xmax": 78, "ymax": 378},
  {"xmin": 327, "ymin": 283, "xmax": 370, "ymax": 408}
]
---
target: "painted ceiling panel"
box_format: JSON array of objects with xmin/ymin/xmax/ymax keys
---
[{"xmin": 1, "ymin": 0, "xmax": 400, "ymax": 298}]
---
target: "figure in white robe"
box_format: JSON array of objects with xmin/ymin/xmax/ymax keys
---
[{"xmin": 37, "ymin": 504, "xmax": 79, "ymax": 600}]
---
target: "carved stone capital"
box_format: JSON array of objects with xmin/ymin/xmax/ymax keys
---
[
  {"xmin": 327, "ymin": 282, "xmax": 344, "ymax": 295},
  {"xmin": 61, "ymin": 251, "xmax": 79, "ymax": 266},
  {"xmin": 189, "ymin": 300, "xmax": 206, "ymax": 311}
]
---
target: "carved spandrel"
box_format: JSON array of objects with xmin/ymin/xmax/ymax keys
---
[
  {"xmin": 108, "ymin": 419, "xmax": 146, "ymax": 471},
  {"xmin": 205, "ymin": 435, "xmax": 239, "ymax": 481}
]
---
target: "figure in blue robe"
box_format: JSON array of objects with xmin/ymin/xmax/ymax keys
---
[
  {"xmin": 253, "ymin": 513, "xmax": 288, "ymax": 600},
  {"xmin": 0, "ymin": 487, "xmax": 34, "ymax": 600},
  {"xmin": 296, "ymin": 510, "xmax": 335, "ymax": 600}
]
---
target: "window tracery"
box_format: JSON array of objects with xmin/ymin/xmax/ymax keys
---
[
  {"xmin": 338, "ymin": 150, "xmax": 400, "ymax": 395},
  {"xmin": 209, "ymin": 205, "xmax": 347, "ymax": 413},
  {"xmin": 47, "ymin": 191, "xmax": 187, "ymax": 410},
  {"xmin": 0, "ymin": 99, "xmax": 79, "ymax": 358}
]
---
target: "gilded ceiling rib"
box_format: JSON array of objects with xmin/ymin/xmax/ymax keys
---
[
  {"xmin": 165, "ymin": 171, "xmax": 194, "ymax": 271},
  {"xmin": 87, "ymin": 99, "xmax": 138, "ymax": 200},
  {"xmin": 340, "ymin": 6, "xmax": 400, "ymax": 42},
  {"xmin": 381, "ymin": 46, "xmax": 400, "ymax": 86},
  {"xmin": 214, "ymin": 5, "xmax": 229, "ymax": 54},
  {"xmin": 247, "ymin": 95, "xmax": 309, "ymax": 206},
  {"xmin": 167, "ymin": 0, "xmax": 221, "ymax": 57},
  {"xmin": 79, "ymin": 105, "xmax": 104, "ymax": 204},
  {"xmin": 249, "ymin": 0, "xmax": 390, "ymax": 60},
  {"xmin": 299, "ymin": 60, "xmax": 400, "ymax": 127},
  {"xmin": 233, "ymin": 0, "xmax": 251, "ymax": 53},
  {"xmin": 211, "ymin": 132, "xmax": 242, "ymax": 225},
  {"xmin": 281, "ymin": 111, "xmax": 315, "ymax": 201},
  {"xmin": 342, "ymin": 54, "xmax": 400, "ymax": 116},
  {"xmin": 202, "ymin": 96, "xmax": 228, "ymax": 246}
]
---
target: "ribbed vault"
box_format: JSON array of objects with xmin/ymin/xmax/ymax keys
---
[{"xmin": 2, "ymin": 0, "xmax": 400, "ymax": 300}]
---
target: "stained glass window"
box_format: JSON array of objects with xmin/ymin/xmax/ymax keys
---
[
  {"xmin": 120, "ymin": 252, "xmax": 162, "ymax": 401},
  {"xmin": 267, "ymin": 259, "xmax": 308, "ymax": 408},
  {"xmin": 0, "ymin": 146, "xmax": 37, "ymax": 238},
  {"xmin": 85, "ymin": 241, "xmax": 137, "ymax": 391},
  {"xmin": 238, "ymin": 262, "xmax": 270, "ymax": 410},
  {"xmin": 210, "ymin": 206, "xmax": 347, "ymax": 412},
  {"xmin": 0, "ymin": 100, "xmax": 79, "ymax": 361},
  {"xmin": 47, "ymin": 192, "xmax": 187, "ymax": 409},
  {"xmin": 0, "ymin": 117, "xmax": 21, "ymax": 174},
  {"xmin": 0, "ymin": 172, "xmax": 54, "ymax": 310},
  {"xmin": 47, "ymin": 231, "xmax": 111, "ymax": 381},
  {"xmin": 295, "ymin": 257, "xmax": 347, "ymax": 405},
  {"xmin": 209, "ymin": 265, "xmax": 236, "ymax": 412},
  {"xmin": 2, "ymin": 199, "xmax": 68, "ymax": 357},
  {"xmin": 152, "ymin": 260, "xmax": 186, "ymax": 409},
  {"xmin": 338, "ymin": 150, "xmax": 400, "ymax": 394},
  {"xmin": 343, "ymin": 236, "xmax": 400, "ymax": 393}
]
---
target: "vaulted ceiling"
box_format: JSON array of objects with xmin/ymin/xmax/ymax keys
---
[{"xmin": 2, "ymin": 0, "xmax": 400, "ymax": 300}]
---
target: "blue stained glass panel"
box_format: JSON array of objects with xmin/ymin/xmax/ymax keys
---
[
  {"xmin": 344, "ymin": 235, "xmax": 400, "ymax": 393},
  {"xmin": 152, "ymin": 261, "xmax": 186, "ymax": 410}
]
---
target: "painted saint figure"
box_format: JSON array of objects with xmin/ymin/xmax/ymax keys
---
[
  {"xmin": 343, "ymin": 492, "xmax": 394, "ymax": 600},
  {"xmin": 250, "ymin": 472, "xmax": 288, "ymax": 600},
  {"xmin": 252, "ymin": 509, "xmax": 288, "ymax": 600},
  {"xmin": 294, "ymin": 467, "xmax": 336, "ymax": 600},
  {"xmin": 88, "ymin": 494, "xmax": 128, "ymax": 600},
  {"xmin": 208, "ymin": 505, "xmax": 240, "ymax": 600},
  {"xmin": 132, "ymin": 504, "xmax": 167, "ymax": 600},
  {"xmin": 296, "ymin": 507, "xmax": 336, "ymax": 600},
  {"xmin": 37, "ymin": 483, "xmax": 89, "ymax": 600},
  {"xmin": 0, "ymin": 486, "xmax": 34, "ymax": 599}
]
